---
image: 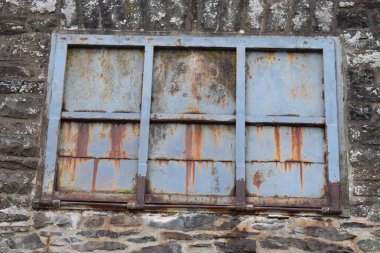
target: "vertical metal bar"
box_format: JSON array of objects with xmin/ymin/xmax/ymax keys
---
[
  {"xmin": 235, "ymin": 47, "xmax": 246, "ymax": 208},
  {"xmin": 136, "ymin": 45, "xmax": 154, "ymax": 206},
  {"xmin": 42, "ymin": 37, "xmax": 68, "ymax": 198},
  {"xmin": 323, "ymin": 41, "xmax": 341, "ymax": 213},
  {"xmin": 323, "ymin": 42, "xmax": 340, "ymax": 183}
]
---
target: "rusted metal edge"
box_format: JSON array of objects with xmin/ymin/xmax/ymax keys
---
[
  {"xmin": 246, "ymin": 116, "xmax": 325, "ymax": 126},
  {"xmin": 247, "ymin": 197, "xmax": 328, "ymax": 208},
  {"xmin": 135, "ymin": 175, "xmax": 146, "ymax": 208},
  {"xmin": 33, "ymin": 199, "xmax": 324, "ymax": 214},
  {"xmin": 58, "ymin": 33, "xmax": 336, "ymax": 50},
  {"xmin": 321, "ymin": 182, "xmax": 341, "ymax": 214},
  {"xmin": 53, "ymin": 191, "xmax": 135, "ymax": 202},
  {"xmin": 150, "ymin": 113, "xmax": 235, "ymax": 123},
  {"xmin": 235, "ymin": 179, "xmax": 246, "ymax": 209},
  {"xmin": 146, "ymin": 194, "xmax": 235, "ymax": 206},
  {"xmin": 61, "ymin": 112, "xmax": 141, "ymax": 121}
]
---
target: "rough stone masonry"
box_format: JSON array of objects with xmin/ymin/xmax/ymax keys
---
[{"xmin": 0, "ymin": 0, "xmax": 380, "ymax": 252}]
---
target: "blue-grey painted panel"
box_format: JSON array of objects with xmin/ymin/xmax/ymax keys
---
[
  {"xmin": 236, "ymin": 47, "xmax": 246, "ymax": 182},
  {"xmin": 60, "ymin": 34, "xmax": 335, "ymax": 50},
  {"xmin": 151, "ymin": 49, "xmax": 236, "ymax": 115},
  {"xmin": 42, "ymin": 38, "xmax": 67, "ymax": 196},
  {"xmin": 137, "ymin": 45, "xmax": 154, "ymax": 179},
  {"xmin": 246, "ymin": 162, "xmax": 327, "ymax": 198},
  {"xmin": 57, "ymin": 157, "xmax": 94, "ymax": 192},
  {"xmin": 63, "ymin": 48, "xmax": 144, "ymax": 113},
  {"xmin": 246, "ymin": 51, "xmax": 324, "ymax": 117},
  {"xmin": 323, "ymin": 43, "xmax": 340, "ymax": 183},
  {"xmin": 149, "ymin": 124, "xmax": 235, "ymax": 161},
  {"xmin": 147, "ymin": 160, "xmax": 235, "ymax": 195},
  {"xmin": 246, "ymin": 126, "xmax": 325, "ymax": 163},
  {"xmin": 94, "ymin": 159, "xmax": 137, "ymax": 192},
  {"xmin": 59, "ymin": 122, "xmax": 140, "ymax": 159}
]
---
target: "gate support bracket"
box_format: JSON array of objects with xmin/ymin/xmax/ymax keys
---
[{"xmin": 321, "ymin": 182, "xmax": 341, "ymax": 215}]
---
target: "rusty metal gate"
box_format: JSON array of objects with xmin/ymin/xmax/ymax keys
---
[{"xmin": 40, "ymin": 34, "xmax": 341, "ymax": 213}]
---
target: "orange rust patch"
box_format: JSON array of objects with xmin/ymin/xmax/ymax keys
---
[
  {"xmin": 256, "ymin": 56, "xmax": 265, "ymax": 62},
  {"xmin": 61, "ymin": 122, "xmax": 75, "ymax": 156},
  {"xmin": 273, "ymin": 127, "xmax": 281, "ymax": 162},
  {"xmin": 187, "ymin": 105, "xmax": 200, "ymax": 113},
  {"xmin": 183, "ymin": 125, "xmax": 203, "ymax": 194},
  {"xmin": 108, "ymin": 125, "xmax": 127, "ymax": 158},
  {"xmin": 253, "ymin": 170, "xmax": 265, "ymax": 190},
  {"xmin": 290, "ymin": 84, "xmax": 311, "ymax": 100},
  {"xmin": 79, "ymin": 37, "xmax": 88, "ymax": 41},
  {"xmin": 287, "ymin": 52, "xmax": 297, "ymax": 64},
  {"xmin": 267, "ymin": 52, "xmax": 276, "ymax": 65}
]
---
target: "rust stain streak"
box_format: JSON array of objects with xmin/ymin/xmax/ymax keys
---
[
  {"xmin": 255, "ymin": 126, "xmax": 264, "ymax": 138},
  {"xmin": 184, "ymin": 125, "xmax": 203, "ymax": 194},
  {"xmin": 290, "ymin": 127, "xmax": 304, "ymax": 190},
  {"xmin": 267, "ymin": 52, "xmax": 276, "ymax": 65},
  {"xmin": 253, "ymin": 170, "xmax": 265, "ymax": 190},
  {"xmin": 76, "ymin": 123, "xmax": 90, "ymax": 157},
  {"xmin": 62, "ymin": 122, "xmax": 75, "ymax": 156},
  {"xmin": 109, "ymin": 125, "xmax": 127, "ymax": 158},
  {"xmin": 290, "ymin": 127, "xmax": 303, "ymax": 161},
  {"xmin": 273, "ymin": 127, "xmax": 281, "ymax": 162},
  {"xmin": 92, "ymin": 158, "xmax": 99, "ymax": 191},
  {"xmin": 287, "ymin": 52, "xmax": 297, "ymax": 64}
]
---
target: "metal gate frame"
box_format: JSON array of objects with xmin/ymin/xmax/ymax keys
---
[{"xmin": 38, "ymin": 33, "xmax": 342, "ymax": 214}]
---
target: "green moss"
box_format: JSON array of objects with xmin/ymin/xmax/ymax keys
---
[{"xmin": 116, "ymin": 189, "xmax": 135, "ymax": 194}]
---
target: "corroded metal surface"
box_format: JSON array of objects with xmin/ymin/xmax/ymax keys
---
[
  {"xmin": 59, "ymin": 122, "xmax": 140, "ymax": 159},
  {"xmin": 57, "ymin": 157, "xmax": 94, "ymax": 192},
  {"xmin": 63, "ymin": 47, "xmax": 144, "ymax": 113},
  {"xmin": 246, "ymin": 162, "xmax": 327, "ymax": 198},
  {"xmin": 246, "ymin": 125, "xmax": 326, "ymax": 198},
  {"xmin": 147, "ymin": 161, "xmax": 235, "ymax": 196},
  {"xmin": 147, "ymin": 123, "xmax": 235, "ymax": 202},
  {"xmin": 246, "ymin": 126, "xmax": 325, "ymax": 163},
  {"xmin": 57, "ymin": 122, "xmax": 139, "ymax": 193},
  {"xmin": 149, "ymin": 123, "xmax": 235, "ymax": 161},
  {"xmin": 246, "ymin": 51, "xmax": 324, "ymax": 117},
  {"xmin": 151, "ymin": 49, "xmax": 236, "ymax": 115},
  {"xmin": 57, "ymin": 157, "xmax": 137, "ymax": 193}
]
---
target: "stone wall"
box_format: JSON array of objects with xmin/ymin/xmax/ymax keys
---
[{"xmin": 0, "ymin": 0, "xmax": 379, "ymax": 252}]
